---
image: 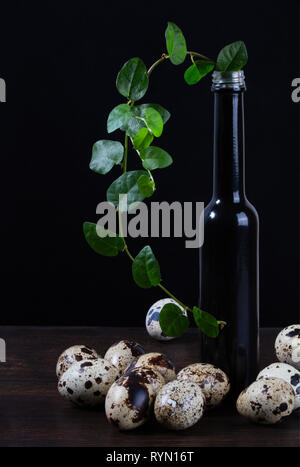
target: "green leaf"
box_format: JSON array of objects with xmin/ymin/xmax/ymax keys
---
[
  {"xmin": 89, "ymin": 140, "xmax": 124, "ymax": 175},
  {"xmin": 106, "ymin": 170, "xmax": 147, "ymax": 211},
  {"xmin": 133, "ymin": 128, "xmax": 154, "ymax": 151},
  {"xmin": 192, "ymin": 306, "xmax": 220, "ymax": 338},
  {"xmin": 137, "ymin": 174, "xmax": 155, "ymax": 198},
  {"xmin": 116, "ymin": 57, "xmax": 149, "ymax": 101},
  {"xmin": 184, "ymin": 60, "xmax": 215, "ymax": 85},
  {"xmin": 159, "ymin": 303, "xmax": 189, "ymax": 338},
  {"xmin": 83, "ymin": 222, "xmax": 124, "ymax": 257},
  {"xmin": 121, "ymin": 115, "xmax": 145, "ymax": 138},
  {"xmin": 138, "ymin": 104, "xmax": 171, "ymax": 124},
  {"xmin": 107, "ymin": 104, "xmax": 132, "ymax": 133},
  {"xmin": 216, "ymin": 41, "xmax": 248, "ymax": 71},
  {"xmin": 121, "ymin": 104, "xmax": 171, "ymax": 138},
  {"xmin": 145, "ymin": 107, "xmax": 163, "ymax": 137},
  {"xmin": 140, "ymin": 146, "xmax": 173, "ymax": 170},
  {"xmin": 132, "ymin": 246, "xmax": 161, "ymax": 288},
  {"xmin": 165, "ymin": 22, "xmax": 187, "ymax": 65}
]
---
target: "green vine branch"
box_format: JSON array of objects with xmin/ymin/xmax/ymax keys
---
[{"xmin": 83, "ymin": 22, "xmax": 247, "ymax": 339}]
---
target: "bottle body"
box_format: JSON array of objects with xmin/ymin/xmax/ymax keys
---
[
  {"xmin": 199, "ymin": 72, "xmax": 259, "ymax": 397},
  {"xmin": 199, "ymin": 198, "xmax": 259, "ymax": 396}
]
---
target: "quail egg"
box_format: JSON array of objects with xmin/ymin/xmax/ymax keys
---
[
  {"xmin": 130, "ymin": 352, "xmax": 176, "ymax": 382},
  {"xmin": 58, "ymin": 358, "xmax": 119, "ymax": 407},
  {"xmin": 124, "ymin": 366, "xmax": 165, "ymax": 395},
  {"xmin": 236, "ymin": 377, "xmax": 295, "ymax": 424},
  {"xmin": 105, "ymin": 369, "xmax": 156, "ymax": 430},
  {"xmin": 275, "ymin": 325, "xmax": 300, "ymax": 370},
  {"xmin": 177, "ymin": 363, "xmax": 230, "ymax": 408},
  {"xmin": 104, "ymin": 339, "xmax": 145, "ymax": 376},
  {"xmin": 257, "ymin": 362, "xmax": 300, "ymax": 410},
  {"xmin": 145, "ymin": 298, "xmax": 187, "ymax": 341},
  {"xmin": 154, "ymin": 380, "xmax": 205, "ymax": 430},
  {"xmin": 56, "ymin": 345, "xmax": 100, "ymax": 379}
]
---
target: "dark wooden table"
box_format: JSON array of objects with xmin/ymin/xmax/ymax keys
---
[{"xmin": 0, "ymin": 326, "xmax": 299, "ymax": 447}]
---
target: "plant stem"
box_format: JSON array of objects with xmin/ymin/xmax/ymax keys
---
[
  {"xmin": 187, "ymin": 51, "xmax": 214, "ymax": 62},
  {"xmin": 147, "ymin": 169, "xmax": 154, "ymax": 183},
  {"xmin": 147, "ymin": 53, "xmax": 169, "ymax": 76},
  {"xmin": 124, "ymin": 244, "xmax": 135, "ymax": 262},
  {"xmin": 118, "ymin": 208, "xmax": 135, "ymax": 262},
  {"xmin": 147, "ymin": 51, "xmax": 214, "ymax": 79},
  {"xmin": 158, "ymin": 283, "xmax": 192, "ymax": 312},
  {"xmin": 123, "ymin": 133, "xmax": 128, "ymax": 173}
]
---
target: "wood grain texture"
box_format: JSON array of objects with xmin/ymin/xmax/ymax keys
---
[{"xmin": 0, "ymin": 326, "xmax": 299, "ymax": 447}]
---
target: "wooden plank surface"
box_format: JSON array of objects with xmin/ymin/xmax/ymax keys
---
[{"xmin": 0, "ymin": 326, "xmax": 299, "ymax": 447}]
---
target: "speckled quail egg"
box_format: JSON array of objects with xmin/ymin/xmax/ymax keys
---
[
  {"xmin": 124, "ymin": 366, "xmax": 165, "ymax": 395},
  {"xmin": 236, "ymin": 377, "xmax": 295, "ymax": 424},
  {"xmin": 56, "ymin": 345, "xmax": 100, "ymax": 379},
  {"xmin": 104, "ymin": 339, "xmax": 145, "ymax": 376},
  {"xmin": 58, "ymin": 358, "xmax": 119, "ymax": 407},
  {"xmin": 154, "ymin": 380, "xmax": 205, "ymax": 430},
  {"xmin": 257, "ymin": 362, "xmax": 300, "ymax": 410},
  {"xmin": 177, "ymin": 363, "xmax": 230, "ymax": 408},
  {"xmin": 275, "ymin": 325, "xmax": 300, "ymax": 370},
  {"xmin": 105, "ymin": 369, "xmax": 156, "ymax": 430},
  {"xmin": 130, "ymin": 352, "xmax": 176, "ymax": 382},
  {"xmin": 145, "ymin": 298, "xmax": 187, "ymax": 341}
]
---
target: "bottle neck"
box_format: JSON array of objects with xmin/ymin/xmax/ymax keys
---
[{"xmin": 212, "ymin": 89, "xmax": 246, "ymax": 202}]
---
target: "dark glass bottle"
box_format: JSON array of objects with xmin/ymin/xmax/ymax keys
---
[{"xmin": 199, "ymin": 71, "xmax": 259, "ymax": 398}]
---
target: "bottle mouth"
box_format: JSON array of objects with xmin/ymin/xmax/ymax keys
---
[{"xmin": 212, "ymin": 70, "xmax": 246, "ymax": 91}]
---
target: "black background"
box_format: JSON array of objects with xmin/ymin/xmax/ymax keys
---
[{"xmin": 0, "ymin": 1, "xmax": 298, "ymax": 327}]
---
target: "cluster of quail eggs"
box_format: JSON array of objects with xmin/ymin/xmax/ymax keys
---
[
  {"xmin": 57, "ymin": 339, "xmax": 230, "ymax": 431},
  {"xmin": 236, "ymin": 324, "xmax": 300, "ymax": 424},
  {"xmin": 56, "ymin": 324, "xmax": 300, "ymax": 431}
]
